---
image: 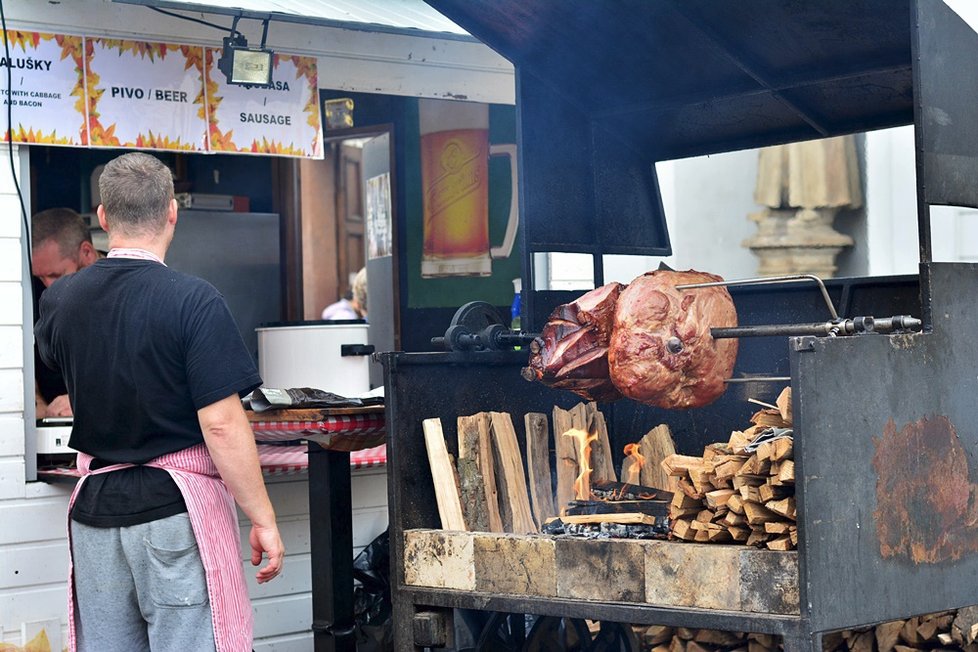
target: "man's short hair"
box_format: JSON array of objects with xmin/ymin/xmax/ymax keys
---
[
  {"xmin": 98, "ymin": 152, "xmax": 174, "ymax": 236},
  {"xmin": 31, "ymin": 208, "xmax": 91, "ymax": 259}
]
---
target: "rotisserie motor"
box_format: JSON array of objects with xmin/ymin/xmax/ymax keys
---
[{"xmin": 524, "ymin": 269, "xmax": 738, "ymax": 409}]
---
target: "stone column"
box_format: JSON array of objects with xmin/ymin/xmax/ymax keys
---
[{"xmin": 744, "ymin": 135, "xmax": 861, "ymax": 277}]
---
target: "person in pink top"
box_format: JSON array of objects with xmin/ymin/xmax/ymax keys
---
[{"xmin": 35, "ymin": 152, "xmax": 285, "ymax": 652}]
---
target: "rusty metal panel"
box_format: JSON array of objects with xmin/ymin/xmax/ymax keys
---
[{"xmin": 793, "ymin": 263, "xmax": 978, "ymax": 633}]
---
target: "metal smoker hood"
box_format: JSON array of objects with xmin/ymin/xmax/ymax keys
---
[{"xmin": 423, "ymin": 0, "xmax": 978, "ymax": 277}]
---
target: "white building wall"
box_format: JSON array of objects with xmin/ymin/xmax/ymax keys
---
[{"xmin": 0, "ymin": 0, "xmax": 478, "ymax": 645}]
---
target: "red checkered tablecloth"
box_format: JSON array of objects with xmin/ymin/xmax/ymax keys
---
[
  {"xmin": 38, "ymin": 444, "xmax": 388, "ymax": 481},
  {"xmin": 38, "ymin": 408, "xmax": 387, "ymax": 482}
]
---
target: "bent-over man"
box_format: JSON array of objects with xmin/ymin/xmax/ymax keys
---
[
  {"xmin": 31, "ymin": 208, "xmax": 102, "ymax": 417},
  {"xmin": 35, "ymin": 152, "xmax": 284, "ymax": 652}
]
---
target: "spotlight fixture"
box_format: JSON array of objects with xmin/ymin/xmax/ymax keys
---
[{"xmin": 217, "ymin": 16, "xmax": 273, "ymax": 87}]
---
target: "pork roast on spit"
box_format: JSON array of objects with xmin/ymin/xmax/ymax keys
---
[
  {"xmin": 608, "ymin": 269, "xmax": 738, "ymax": 409},
  {"xmin": 523, "ymin": 269, "xmax": 738, "ymax": 409},
  {"xmin": 521, "ymin": 282, "xmax": 623, "ymax": 402}
]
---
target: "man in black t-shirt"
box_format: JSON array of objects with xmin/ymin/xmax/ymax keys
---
[{"xmin": 35, "ymin": 153, "xmax": 284, "ymax": 651}]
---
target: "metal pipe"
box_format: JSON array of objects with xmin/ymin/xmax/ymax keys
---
[
  {"xmin": 711, "ymin": 322, "xmax": 843, "ymax": 338},
  {"xmin": 676, "ymin": 274, "xmax": 839, "ymax": 320},
  {"xmin": 724, "ymin": 376, "xmax": 791, "ymax": 383},
  {"xmin": 711, "ymin": 315, "xmax": 921, "ymax": 339}
]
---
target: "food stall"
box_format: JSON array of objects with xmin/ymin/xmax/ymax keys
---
[
  {"xmin": 380, "ymin": 0, "xmax": 978, "ymax": 650},
  {"xmin": 0, "ymin": 2, "xmax": 512, "ymax": 650}
]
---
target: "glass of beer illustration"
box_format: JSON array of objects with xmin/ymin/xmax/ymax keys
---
[{"xmin": 420, "ymin": 99, "xmax": 518, "ymax": 277}]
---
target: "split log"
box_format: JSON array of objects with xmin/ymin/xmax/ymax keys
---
[
  {"xmin": 743, "ymin": 501, "xmax": 780, "ymax": 526},
  {"xmin": 705, "ymin": 489, "xmax": 735, "ymax": 510},
  {"xmin": 776, "ymin": 386, "xmax": 792, "ymax": 424},
  {"xmin": 524, "ymin": 412, "xmax": 557, "ymax": 526},
  {"xmin": 876, "ymin": 620, "xmax": 903, "ymax": 652},
  {"xmin": 639, "ymin": 424, "xmax": 678, "ymax": 491},
  {"xmin": 750, "ymin": 408, "xmax": 788, "ymax": 428},
  {"xmin": 766, "ymin": 497, "xmax": 797, "ymax": 521},
  {"xmin": 489, "ymin": 412, "xmax": 537, "ymax": 533},
  {"xmin": 552, "ymin": 405, "xmax": 580, "ymax": 512},
  {"xmin": 422, "ymin": 418, "xmax": 466, "ymax": 531},
  {"xmin": 458, "ymin": 413, "xmax": 503, "ymax": 533},
  {"xmin": 586, "ymin": 403, "xmax": 617, "ymax": 484},
  {"xmin": 661, "ymin": 454, "xmax": 706, "ymax": 477},
  {"xmin": 759, "ymin": 483, "xmax": 792, "ymax": 503}
]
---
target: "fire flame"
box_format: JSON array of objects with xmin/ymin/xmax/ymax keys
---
[
  {"xmin": 563, "ymin": 427, "xmax": 597, "ymax": 501},
  {"xmin": 623, "ymin": 443, "xmax": 645, "ymax": 486}
]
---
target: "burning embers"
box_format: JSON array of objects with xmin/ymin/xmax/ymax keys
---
[{"xmin": 543, "ymin": 404, "xmax": 673, "ymax": 539}]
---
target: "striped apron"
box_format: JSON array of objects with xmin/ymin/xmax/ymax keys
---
[{"xmin": 67, "ymin": 444, "xmax": 253, "ymax": 651}]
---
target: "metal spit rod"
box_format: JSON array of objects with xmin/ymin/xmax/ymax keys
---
[{"xmin": 674, "ymin": 273, "xmax": 922, "ymax": 338}]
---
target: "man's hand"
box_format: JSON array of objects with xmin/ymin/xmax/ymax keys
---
[
  {"xmin": 46, "ymin": 394, "xmax": 73, "ymax": 418},
  {"xmin": 250, "ymin": 523, "xmax": 285, "ymax": 583}
]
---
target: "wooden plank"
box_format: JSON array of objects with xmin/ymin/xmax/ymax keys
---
[
  {"xmin": 422, "ymin": 418, "xmax": 466, "ymax": 531},
  {"xmin": 457, "ymin": 413, "xmax": 503, "ymax": 533},
  {"xmin": 489, "ymin": 412, "xmax": 538, "ymax": 533},
  {"xmin": 403, "ymin": 529, "xmax": 475, "ymax": 590},
  {"xmin": 639, "ymin": 424, "xmax": 678, "ymax": 491},
  {"xmin": 550, "ymin": 512, "xmax": 657, "ymax": 525},
  {"xmin": 586, "ymin": 402, "xmax": 617, "ymax": 484},
  {"xmin": 525, "ymin": 412, "xmax": 557, "ymax": 526}
]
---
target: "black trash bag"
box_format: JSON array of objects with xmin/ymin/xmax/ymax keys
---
[{"xmin": 352, "ymin": 528, "xmax": 392, "ymax": 651}]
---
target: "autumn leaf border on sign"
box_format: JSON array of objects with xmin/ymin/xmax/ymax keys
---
[
  {"xmin": 86, "ymin": 38, "xmax": 206, "ymax": 150},
  {"xmin": 0, "ymin": 30, "xmax": 85, "ymax": 145},
  {"xmin": 203, "ymin": 47, "xmax": 238, "ymax": 152},
  {"xmin": 281, "ymin": 53, "xmax": 322, "ymax": 156},
  {"xmin": 247, "ymin": 136, "xmax": 308, "ymax": 157}
]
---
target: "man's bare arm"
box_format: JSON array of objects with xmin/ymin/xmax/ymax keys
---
[{"xmin": 198, "ymin": 394, "xmax": 284, "ymax": 583}]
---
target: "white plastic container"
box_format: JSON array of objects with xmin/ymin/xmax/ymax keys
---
[{"xmin": 256, "ymin": 321, "xmax": 371, "ymax": 395}]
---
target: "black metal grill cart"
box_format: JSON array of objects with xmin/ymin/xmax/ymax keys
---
[{"xmin": 382, "ymin": 1, "xmax": 978, "ymax": 650}]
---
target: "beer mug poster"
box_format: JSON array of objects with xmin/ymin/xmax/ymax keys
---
[{"xmin": 419, "ymin": 99, "xmax": 519, "ymax": 277}]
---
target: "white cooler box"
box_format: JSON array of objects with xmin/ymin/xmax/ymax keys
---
[{"xmin": 256, "ymin": 321, "xmax": 372, "ymax": 395}]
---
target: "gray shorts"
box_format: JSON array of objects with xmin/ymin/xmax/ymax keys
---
[{"xmin": 71, "ymin": 512, "xmax": 216, "ymax": 652}]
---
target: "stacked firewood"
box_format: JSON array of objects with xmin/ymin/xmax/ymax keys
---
[
  {"xmin": 635, "ymin": 607, "xmax": 978, "ymax": 652},
  {"xmin": 637, "ymin": 624, "xmax": 780, "ymax": 652},
  {"xmin": 662, "ymin": 388, "xmax": 796, "ymax": 550}
]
